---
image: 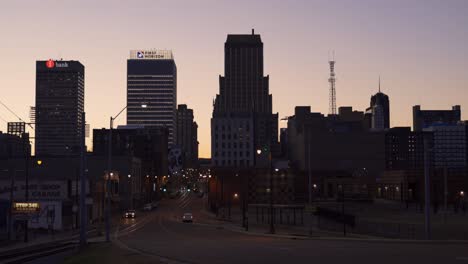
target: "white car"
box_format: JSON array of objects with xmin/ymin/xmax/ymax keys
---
[
  {"xmin": 182, "ymin": 213, "xmax": 193, "ymax": 223},
  {"xmin": 143, "ymin": 203, "xmax": 152, "ymax": 211}
]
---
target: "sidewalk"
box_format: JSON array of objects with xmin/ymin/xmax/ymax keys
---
[
  {"xmin": 0, "ymin": 226, "xmax": 97, "ymax": 254},
  {"xmin": 197, "ymin": 207, "xmax": 373, "ymax": 239}
]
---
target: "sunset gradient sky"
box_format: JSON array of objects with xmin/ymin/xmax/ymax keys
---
[{"xmin": 0, "ymin": 0, "xmax": 467, "ymax": 158}]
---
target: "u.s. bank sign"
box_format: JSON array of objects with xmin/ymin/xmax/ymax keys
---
[{"xmin": 46, "ymin": 59, "xmax": 69, "ymax": 68}]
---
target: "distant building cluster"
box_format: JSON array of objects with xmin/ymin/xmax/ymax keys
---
[
  {"xmin": 0, "ymin": 50, "xmax": 199, "ymax": 231},
  {"xmin": 0, "ymin": 30, "xmax": 467, "ymax": 234},
  {"xmin": 207, "ymin": 30, "xmax": 468, "ymax": 212}
]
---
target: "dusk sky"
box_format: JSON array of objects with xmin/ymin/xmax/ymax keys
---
[{"xmin": 0, "ymin": 0, "xmax": 467, "ymax": 158}]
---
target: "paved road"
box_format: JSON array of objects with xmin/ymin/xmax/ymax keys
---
[{"xmin": 114, "ymin": 192, "xmax": 468, "ymax": 264}]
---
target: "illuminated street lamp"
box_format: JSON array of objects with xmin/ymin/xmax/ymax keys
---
[{"xmin": 106, "ymin": 103, "xmax": 147, "ymax": 242}]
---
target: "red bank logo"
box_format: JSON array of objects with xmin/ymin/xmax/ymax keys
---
[{"xmin": 46, "ymin": 59, "xmax": 55, "ymax": 68}]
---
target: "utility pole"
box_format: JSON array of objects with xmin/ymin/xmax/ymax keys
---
[
  {"xmin": 341, "ymin": 185, "xmax": 346, "ymax": 237},
  {"xmin": 424, "ymin": 135, "xmax": 431, "ymax": 240},
  {"xmin": 79, "ymin": 112, "xmax": 87, "ymax": 247},
  {"xmin": 308, "ymin": 139, "xmax": 313, "ymax": 236},
  {"xmin": 269, "ymin": 152, "xmax": 275, "ymax": 234},
  {"xmin": 24, "ymin": 135, "xmax": 29, "ymax": 243},
  {"xmin": 7, "ymin": 166, "xmax": 15, "ymax": 241},
  {"xmin": 106, "ymin": 116, "xmax": 113, "ymax": 242}
]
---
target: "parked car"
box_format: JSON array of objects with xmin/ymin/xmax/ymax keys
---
[
  {"xmin": 182, "ymin": 213, "xmax": 193, "ymax": 223},
  {"xmin": 124, "ymin": 210, "xmax": 136, "ymax": 218}
]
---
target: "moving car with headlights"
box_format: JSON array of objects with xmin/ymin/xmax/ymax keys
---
[
  {"xmin": 182, "ymin": 213, "xmax": 193, "ymax": 223},
  {"xmin": 124, "ymin": 210, "xmax": 136, "ymax": 218}
]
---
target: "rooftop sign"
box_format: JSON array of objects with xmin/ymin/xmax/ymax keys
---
[
  {"xmin": 45, "ymin": 59, "xmax": 69, "ymax": 68},
  {"xmin": 130, "ymin": 50, "xmax": 173, "ymax": 60}
]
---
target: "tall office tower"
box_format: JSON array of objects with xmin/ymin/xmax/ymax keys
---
[
  {"xmin": 211, "ymin": 30, "xmax": 279, "ymax": 168},
  {"xmin": 413, "ymin": 105, "xmax": 461, "ymax": 131},
  {"xmin": 367, "ymin": 78, "xmax": 390, "ymax": 130},
  {"xmin": 127, "ymin": 50, "xmax": 177, "ymax": 146},
  {"xmin": 35, "ymin": 60, "xmax": 84, "ymax": 156},
  {"xmin": 176, "ymin": 104, "xmax": 199, "ymax": 168}
]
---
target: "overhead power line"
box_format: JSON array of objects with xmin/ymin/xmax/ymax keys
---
[{"xmin": 0, "ymin": 99, "xmax": 34, "ymax": 129}]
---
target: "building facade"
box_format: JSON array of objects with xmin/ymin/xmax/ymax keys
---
[
  {"xmin": 127, "ymin": 50, "xmax": 177, "ymax": 146},
  {"xmin": 384, "ymin": 127, "xmax": 428, "ymax": 170},
  {"xmin": 413, "ymin": 105, "xmax": 461, "ymax": 131},
  {"xmin": 424, "ymin": 124, "xmax": 466, "ymax": 169},
  {"xmin": 287, "ymin": 106, "xmax": 385, "ymax": 200},
  {"xmin": 0, "ymin": 132, "xmax": 30, "ymax": 159},
  {"xmin": 92, "ymin": 125, "xmax": 168, "ymax": 178},
  {"xmin": 176, "ymin": 104, "xmax": 199, "ymax": 168},
  {"xmin": 35, "ymin": 60, "xmax": 84, "ymax": 156},
  {"xmin": 211, "ymin": 30, "xmax": 279, "ymax": 168}
]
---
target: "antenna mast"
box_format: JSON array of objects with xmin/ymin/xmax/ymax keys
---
[{"xmin": 328, "ymin": 51, "xmax": 337, "ymax": 115}]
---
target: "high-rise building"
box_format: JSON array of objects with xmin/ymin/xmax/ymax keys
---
[
  {"xmin": 366, "ymin": 79, "xmax": 390, "ymax": 130},
  {"xmin": 35, "ymin": 60, "xmax": 84, "ymax": 156},
  {"xmin": 413, "ymin": 105, "xmax": 461, "ymax": 131},
  {"xmin": 424, "ymin": 124, "xmax": 466, "ymax": 168},
  {"xmin": 211, "ymin": 30, "xmax": 278, "ymax": 168},
  {"xmin": 127, "ymin": 50, "xmax": 177, "ymax": 146},
  {"xmin": 176, "ymin": 104, "xmax": 199, "ymax": 168}
]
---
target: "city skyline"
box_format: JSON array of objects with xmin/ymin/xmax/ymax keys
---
[{"xmin": 0, "ymin": 0, "xmax": 467, "ymax": 158}]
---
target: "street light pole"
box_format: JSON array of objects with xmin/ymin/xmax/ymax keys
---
[
  {"xmin": 105, "ymin": 116, "xmax": 113, "ymax": 242},
  {"xmin": 307, "ymin": 139, "xmax": 313, "ymax": 236},
  {"xmin": 269, "ymin": 158, "xmax": 275, "ymax": 234},
  {"xmin": 79, "ymin": 112, "xmax": 87, "ymax": 247},
  {"xmin": 257, "ymin": 148, "xmax": 275, "ymax": 234},
  {"xmin": 424, "ymin": 135, "xmax": 431, "ymax": 240},
  {"xmin": 105, "ymin": 104, "xmax": 145, "ymax": 242},
  {"xmin": 24, "ymin": 135, "xmax": 30, "ymax": 243}
]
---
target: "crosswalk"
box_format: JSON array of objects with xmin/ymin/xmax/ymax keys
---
[{"xmin": 177, "ymin": 192, "xmax": 193, "ymax": 209}]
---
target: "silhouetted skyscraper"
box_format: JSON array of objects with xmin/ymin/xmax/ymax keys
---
[
  {"xmin": 35, "ymin": 60, "xmax": 84, "ymax": 156},
  {"xmin": 127, "ymin": 50, "xmax": 177, "ymax": 146},
  {"xmin": 176, "ymin": 104, "xmax": 199, "ymax": 168},
  {"xmin": 367, "ymin": 79, "xmax": 390, "ymax": 130},
  {"xmin": 211, "ymin": 30, "xmax": 278, "ymax": 168}
]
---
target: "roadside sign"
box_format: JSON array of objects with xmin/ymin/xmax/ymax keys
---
[{"xmin": 12, "ymin": 202, "xmax": 40, "ymax": 214}]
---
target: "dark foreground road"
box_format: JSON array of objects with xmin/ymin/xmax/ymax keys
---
[{"xmin": 114, "ymin": 192, "xmax": 468, "ymax": 264}]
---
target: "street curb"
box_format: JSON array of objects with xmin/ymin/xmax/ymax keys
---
[{"xmin": 196, "ymin": 210, "xmax": 468, "ymax": 245}]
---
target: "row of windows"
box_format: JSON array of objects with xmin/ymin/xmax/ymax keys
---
[
  {"xmin": 213, "ymin": 159, "xmax": 253, "ymax": 167},
  {"xmin": 214, "ymin": 124, "xmax": 250, "ymax": 131},
  {"xmin": 213, "ymin": 133, "xmax": 251, "ymax": 141},
  {"xmin": 213, "ymin": 150, "xmax": 252, "ymax": 158},
  {"xmin": 214, "ymin": 142, "xmax": 251, "ymax": 149},
  {"xmin": 128, "ymin": 75, "xmax": 174, "ymax": 78}
]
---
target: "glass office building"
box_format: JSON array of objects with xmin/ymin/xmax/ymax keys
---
[{"xmin": 127, "ymin": 50, "xmax": 177, "ymax": 146}]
